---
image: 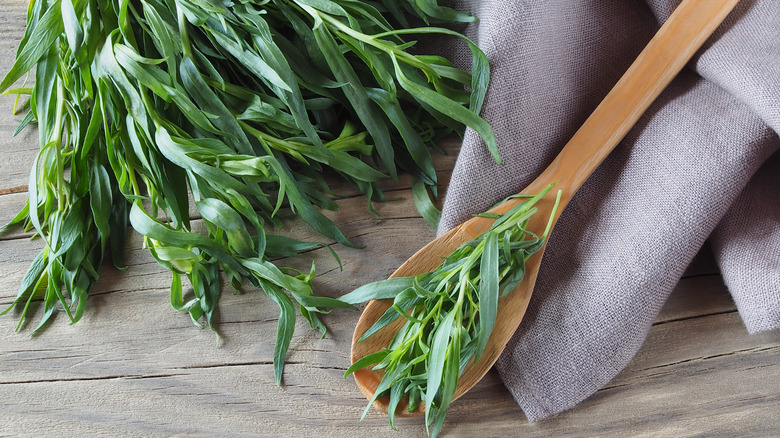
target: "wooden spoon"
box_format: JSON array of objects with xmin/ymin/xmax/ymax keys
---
[{"xmin": 351, "ymin": 0, "xmax": 741, "ymax": 416}]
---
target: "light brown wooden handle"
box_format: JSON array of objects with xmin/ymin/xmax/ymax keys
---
[{"xmin": 527, "ymin": 0, "xmax": 741, "ymax": 204}]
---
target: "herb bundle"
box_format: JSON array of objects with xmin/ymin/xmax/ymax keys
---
[
  {"xmin": 0, "ymin": 0, "xmax": 495, "ymax": 384},
  {"xmin": 340, "ymin": 183, "xmax": 562, "ymax": 437}
]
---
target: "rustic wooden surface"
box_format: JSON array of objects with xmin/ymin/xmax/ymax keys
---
[{"xmin": 1, "ymin": 2, "xmax": 778, "ymax": 437}]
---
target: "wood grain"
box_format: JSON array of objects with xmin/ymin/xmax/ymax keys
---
[{"xmin": 0, "ymin": 1, "xmax": 778, "ymax": 437}]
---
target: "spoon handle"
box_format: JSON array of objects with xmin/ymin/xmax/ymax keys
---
[
  {"xmin": 535, "ymin": 0, "xmax": 740, "ymax": 197},
  {"xmin": 465, "ymin": 0, "xmax": 741, "ymax": 237}
]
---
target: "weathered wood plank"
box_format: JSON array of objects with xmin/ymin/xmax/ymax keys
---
[
  {"xmin": 522, "ymin": 314, "xmax": 780, "ymax": 438},
  {"xmin": 0, "ymin": 296, "xmax": 776, "ymax": 437},
  {"xmin": 1, "ymin": 193, "xmax": 777, "ymax": 437},
  {"xmin": 1, "ymin": 1, "xmax": 778, "ymax": 437},
  {"xmin": 0, "ymin": 3, "xmax": 39, "ymax": 193},
  {"xmin": 655, "ymin": 269, "xmax": 736, "ymax": 324}
]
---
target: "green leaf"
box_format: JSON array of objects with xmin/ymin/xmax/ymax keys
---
[
  {"xmin": 361, "ymin": 360, "xmax": 414, "ymax": 421},
  {"xmin": 293, "ymin": 0, "xmax": 350, "ymax": 18},
  {"xmin": 263, "ymin": 282, "xmax": 296, "ymax": 386},
  {"xmin": 178, "ymin": 56, "xmax": 254, "ymax": 155},
  {"xmin": 411, "ymin": 178, "xmax": 441, "ymax": 229},
  {"xmin": 109, "ymin": 191, "xmax": 129, "ymax": 271},
  {"xmin": 241, "ymin": 257, "xmax": 312, "ymax": 296},
  {"xmin": 0, "ymin": 0, "xmax": 64, "ymax": 93},
  {"xmin": 430, "ymin": 341, "xmax": 460, "ymax": 438},
  {"xmin": 206, "ymin": 27, "xmax": 292, "ymax": 93},
  {"xmin": 52, "ymin": 207, "xmax": 85, "ymax": 259},
  {"xmin": 308, "ymin": 13, "xmax": 397, "ymax": 178},
  {"xmin": 294, "ymin": 293, "xmax": 357, "ymax": 311},
  {"xmin": 391, "ymin": 52, "xmax": 500, "ymax": 164},
  {"xmin": 260, "ymin": 151, "xmax": 357, "ymax": 247},
  {"xmin": 60, "ymin": 0, "xmax": 83, "ymax": 55},
  {"xmin": 357, "ymin": 286, "xmax": 421, "ymax": 342},
  {"xmin": 424, "ymin": 308, "xmax": 456, "ymax": 428},
  {"xmin": 0, "ymin": 250, "xmax": 47, "ymax": 317},
  {"xmin": 338, "ymin": 277, "xmax": 415, "ymax": 305},
  {"xmin": 154, "ymin": 128, "xmax": 259, "ymax": 197},
  {"xmin": 413, "ymin": 0, "xmax": 476, "ymax": 23},
  {"xmin": 367, "ymin": 88, "xmax": 436, "ymax": 183},
  {"xmin": 236, "ymin": 7, "xmax": 323, "ymax": 147},
  {"xmin": 129, "ymin": 202, "xmax": 246, "ymax": 275},
  {"xmin": 196, "ymin": 198, "xmax": 255, "ymax": 258},
  {"xmin": 474, "ymin": 231, "xmax": 498, "ymax": 360},
  {"xmin": 90, "ymin": 164, "xmax": 113, "ymax": 250},
  {"xmin": 388, "ymin": 378, "xmax": 404, "ymax": 430},
  {"xmin": 344, "ymin": 350, "xmax": 388, "ymax": 377}
]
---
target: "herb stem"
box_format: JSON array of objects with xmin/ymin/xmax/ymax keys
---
[
  {"xmin": 542, "ymin": 189, "xmax": 564, "ymax": 239},
  {"xmin": 53, "ymin": 79, "xmax": 66, "ymax": 212},
  {"xmin": 318, "ymin": 13, "xmax": 436, "ymax": 78},
  {"xmin": 177, "ymin": 5, "xmax": 192, "ymax": 59},
  {"xmin": 345, "ymin": 183, "xmax": 561, "ymax": 437}
]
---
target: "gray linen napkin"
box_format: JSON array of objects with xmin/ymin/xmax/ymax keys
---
[{"xmin": 434, "ymin": 0, "xmax": 780, "ymax": 421}]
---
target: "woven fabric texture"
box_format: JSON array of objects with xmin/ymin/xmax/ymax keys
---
[{"xmin": 435, "ymin": 0, "xmax": 780, "ymax": 421}]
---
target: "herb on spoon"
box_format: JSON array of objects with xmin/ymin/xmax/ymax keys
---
[{"xmin": 340, "ymin": 183, "xmax": 562, "ymax": 437}]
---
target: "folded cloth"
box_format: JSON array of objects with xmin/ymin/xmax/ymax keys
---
[{"xmin": 434, "ymin": 0, "xmax": 780, "ymax": 421}]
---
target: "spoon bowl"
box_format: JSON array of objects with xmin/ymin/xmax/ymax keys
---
[{"xmin": 350, "ymin": 0, "xmax": 741, "ymax": 416}]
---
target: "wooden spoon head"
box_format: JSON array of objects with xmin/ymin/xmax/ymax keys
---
[{"xmin": 350, "ymin": 189, "xmax": 560, "ymax": 417}]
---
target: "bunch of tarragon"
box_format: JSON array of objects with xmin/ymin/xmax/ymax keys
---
[{"xmin": 0, "ymin": 0, "xmax": 495, "ymax": 384}]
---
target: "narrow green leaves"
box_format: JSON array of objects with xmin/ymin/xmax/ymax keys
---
[
  {"xmin": 1, "ymin": 0, "xmax": 497, "ymax": 391},
  {"xmin": 343, "ymin": 184, "xmax": 562, "ymax": 437},
  {"xmin": 264, "ymin": 282, "xmax": 297, "ymax": 386},
  {"xmin": 338, "ymin": 277, "xmax": 415, "ymax": 304},
  {"xmin": 411, "ymin": 178, "xmax": 441, "ymax": 229},
  {"xmin": 0, "ymin": 0, "xmax": 64, "ymax": 93},
  {"xmin": 90, "ymin": 164, "xmax": 113, "ymax": 251},
  {"xmin": 391, "ymin": 53, "xmax": 499, "ymax": 164},
  {"xmin": 474, "ymin": 230, "xmax": 498, "ymax": 360},
  {"xmin": 424, "ymin": 307, "xmax": 456, "ymax": 430},
  {"xmin": 412, "ymin": 0, "xmax": 477, "ymax": 24},
  {"xmin": 308, "ymin": 12, "xmax": 397, "ymax": 179},
  {"xmin": 197, "ymin": 198, "xmax": 255, "ymax": 258}
]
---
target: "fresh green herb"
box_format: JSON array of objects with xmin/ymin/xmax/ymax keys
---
[
  {"xmin": 0, "ymin": 0, "xmax": 495, "ymax": 385},
  {"xmin": 341, "ymin": 183, "xmax": 562, "ymax": 437}
]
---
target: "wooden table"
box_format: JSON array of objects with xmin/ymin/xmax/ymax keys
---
[{"xmin": 1, "ymin": 2, "xmax": 778, "ymax": 436}]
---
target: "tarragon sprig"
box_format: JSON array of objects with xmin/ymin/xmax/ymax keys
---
[{"xmin": 341, "ymin": 183, "xmax": 562, "ymax": 437}]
